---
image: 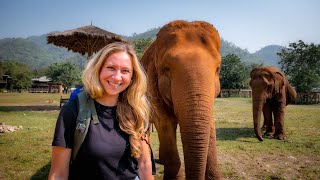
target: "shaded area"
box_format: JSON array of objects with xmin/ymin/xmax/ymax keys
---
[
  {"xmin": 154, "ymin": 158, "xmax": 164, "ymax": 165},
  {"xmin": 216, "ymin": 128, "xmax": 256, "ymax": 141},
  {"xmin": 0, "ymin": 105, "xmax": 60, "ymax": 112},
  {"xmin": 30, "ymin": 161, "xmax": 51, "ymax": 180}
]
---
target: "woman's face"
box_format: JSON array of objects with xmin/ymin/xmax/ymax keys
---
[{"xmin": 99, "ymin": 51, "xmax": 133, "ymax": 98}]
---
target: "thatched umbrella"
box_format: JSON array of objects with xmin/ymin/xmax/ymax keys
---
[{"xmin": 47, "ymin": 25, "xmax": 128, "ymax": 58}]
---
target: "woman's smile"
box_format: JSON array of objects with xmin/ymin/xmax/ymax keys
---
[{"xmin": 99, "ymin": 51, "xmax": 133, "ymax": 97}]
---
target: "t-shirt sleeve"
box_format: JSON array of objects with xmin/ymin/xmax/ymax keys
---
[{"xmin": 52, "ymin": 100, "xmax": 78, "ymax": 148}]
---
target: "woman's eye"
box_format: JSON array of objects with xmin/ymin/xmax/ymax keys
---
[
  {"xmin": 107, "ymin": 67, "xmax": 115, "ymax": 70},
  {"xmin": 122, "ymin": 69, "xmax": 131, "ymax": 74}
]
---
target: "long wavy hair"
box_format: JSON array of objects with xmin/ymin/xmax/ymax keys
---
[{"xmin": 82, "ymin": 42, "xmax": 150, "ymax": 158}]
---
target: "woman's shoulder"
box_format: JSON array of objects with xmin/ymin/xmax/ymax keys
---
[{"xmin": 60, "ymin": 97, "xmax": 79, "ymax": 117}]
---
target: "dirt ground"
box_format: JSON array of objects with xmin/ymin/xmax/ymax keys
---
[
  {"xmin": 154, "ymin": 152, "xmax": 320, "ymax": 179},
  {"xmin": 0, "ymin": 105, "xmax": 60, "ymax": 111},
  {"xmin": 218, "ymin": 152, "xmax": 320, "ymax": 179}
]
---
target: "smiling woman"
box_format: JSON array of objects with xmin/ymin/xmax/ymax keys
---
[
  {"xmin": 97, "ymin": 51, "xmax": 133, "ymax": 105},
  {"xmin": 49, "ymin": 42, "xmax": 154, "ymax": 180}
]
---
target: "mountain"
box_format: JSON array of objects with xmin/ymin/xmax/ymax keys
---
[
  {"xmin": 0, "ymin": 34, "xmax": 86, "ymax": 69},
  {"xmin": 124, "ymin": 27, "xmax": 160, "ymax": 41},
  {"xmin": 254, "ymin": 45, "xmax": 284, "ymax": 68},
  {"xmin": 0, "ymin": 28, "xmax": 282, "ymax": 69},
  {"xmin": 220, "ymin": 39, "xmax": 263, "ymax": 65},
  {"xmin": 0, "ymin": 37, "xmax": 55, "ymax": 68}
]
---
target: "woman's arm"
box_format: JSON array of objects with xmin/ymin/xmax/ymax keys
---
[
  {"xmin": 137, "ymin": 139, "xmax": 154, "ymax": 180},
  {"xmin": 48, "ymin": 146, "xmax": 72, "ymax": 180}
]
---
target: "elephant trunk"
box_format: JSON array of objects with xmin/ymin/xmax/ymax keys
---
[
  {"xmin": 252, "ymin": 100, "xmax": 264, "ymax": 141},
  {"xmin": 176, "ymin": 94, "xmax": 216, "ymax": 179}
]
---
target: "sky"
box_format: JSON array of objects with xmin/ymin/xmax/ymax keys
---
[{"xmin": 0, "ymin": 0, "xmax": 319, "ymax": 53}]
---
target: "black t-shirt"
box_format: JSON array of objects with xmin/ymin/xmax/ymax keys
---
[{"xmin": 52, "ymin": 98, "xmax": 138, "ymax": 180}]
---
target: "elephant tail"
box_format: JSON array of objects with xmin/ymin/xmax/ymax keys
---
[{"xmin": 286, "ymin": 84, "xmax": 297, "ymax": 105}]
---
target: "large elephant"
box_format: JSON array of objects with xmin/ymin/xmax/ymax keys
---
[
  {"xmin": 249, "ymin": 66, "xmax": 297, "ymax": 141},
  {"xmin": 141, "ymin": 20, "xmax": 221, "ymax": 180}
]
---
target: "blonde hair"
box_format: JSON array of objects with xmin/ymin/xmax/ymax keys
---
[{"xmin": 82, "ymin": 42, "xmax": 150, "ymax": 158}]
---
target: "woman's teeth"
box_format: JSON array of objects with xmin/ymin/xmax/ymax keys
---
[{"xmin": 109, "ymin": 81, "xmax": 120, "ymax": 87}]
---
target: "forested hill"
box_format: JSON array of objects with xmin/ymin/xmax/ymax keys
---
[
  {"xmin": 0, "ymin": 34, "xmax": 86, "ymax": 69},
  {"xmin": 128, "ymin": 28, "xmax": 284, "ymax": 66},
  {"xmin": 254, "ymin": 45, "xmax": 283, "ymax": 68},
  {"xmin": 0, "ymin": 28, "xmax": 283, "ymax": 69}
]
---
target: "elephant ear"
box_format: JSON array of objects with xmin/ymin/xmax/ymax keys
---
[
  {"xmin": 140, "ymin": 42, "xmax": 160, "ymax": 103},
  {"xmin": 273, "ymin": 72, "xmax": 284, "ymax": 95},
  {"xmin": 250, "ymin": 67, "xmax": 259, "ymax": 79},
  {"xmin": 249, "ymin": 67, "xmax": 261, "ymax": 87}
]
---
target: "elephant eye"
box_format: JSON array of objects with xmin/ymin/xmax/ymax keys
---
[
  {"xmin": 161, "ymin": 67, "xmax": 170, "ymax": 74},
  {"xmin": 216, "ymin": 67, "xmax": 220, "ymax": 76}
]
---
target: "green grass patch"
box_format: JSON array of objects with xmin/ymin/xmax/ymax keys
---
[
  {"xmin": 0, "ymin": 93, "xmax": 69, "ymax": 106},
  {"xmin": 0, "ymin": 110, "xmax": 58, "ymax": 179},
  {"xmin": 0, "ymin": 94, "xmax": 319, "ymax": 179}
]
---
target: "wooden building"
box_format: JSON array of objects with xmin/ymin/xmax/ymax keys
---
[{"xmin": 29, "ymin": 76, "xmax": 62, "ymax": 93}]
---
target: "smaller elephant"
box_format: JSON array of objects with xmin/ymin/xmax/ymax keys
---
[{"xmin": 249, "ymin": 66, "xmax": 297, "ymax": 141}]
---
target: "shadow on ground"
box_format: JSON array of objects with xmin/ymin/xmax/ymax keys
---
[
  {"xmin": 216, "ymin": 128, "xmax": 257, "ymax": 141},
  {"xmin": 30, "ymin": 161, "xmax": 51, "ymax": 180},
  {"xmin": 0, "ymin": 105, "xmax": 60, "ymax": 112}
]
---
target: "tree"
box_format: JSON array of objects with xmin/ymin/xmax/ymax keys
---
[
  {"xmin": 0, "ymin": 61, "xmax": 4, "ymax": 76},
  {"xmin": 1, "ymin": 61, "xmax": 32, "ymax": 91},
  {"xmin": 133, "ymin": 38, "xmax": 153, "ymax": 59},
  {"xmin": 277, "ymin": 40, "xmax": 320, "ymax": 92},
  {"xmin": 46, "ymin": 62, "xmax": 82, "ymax": 93},
  {"xmin": 220, "ymin": 54, "xmax": 249, "ymax": 89}
]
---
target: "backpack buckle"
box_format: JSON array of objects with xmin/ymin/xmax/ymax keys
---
[{"xmin": 76, "ymin": 119, "xmax": 88, "ymax": 133}]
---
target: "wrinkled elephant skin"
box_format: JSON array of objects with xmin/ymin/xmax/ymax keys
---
[
  {"xmin": 141, "ymin": 20, "xmax": 221, "ymax": 180},
  {"xmin": 249, "ymin": 66, "xmax": 297, "ymax": 141}
]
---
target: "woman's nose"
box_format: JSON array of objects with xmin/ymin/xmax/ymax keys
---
[{"xmin": 113, "ymin": 71, "xmax": 122, "ymax": 80}]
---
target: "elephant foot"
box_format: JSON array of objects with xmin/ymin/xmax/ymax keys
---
[
  {"xmin": 163, "ymin": 168, "xmax": 184, "ymax": 180},
  {"xmin": 274, "ymin": 133, "xmax": 287, "ymax": 140},
  {"xmin": 263, "ymin": 131, "xmax": 274, "ymax": 138}
]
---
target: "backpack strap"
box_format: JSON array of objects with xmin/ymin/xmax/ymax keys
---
[{"xmin": 72, "ymin": 91, "xmax": 99, "ymax": 161}]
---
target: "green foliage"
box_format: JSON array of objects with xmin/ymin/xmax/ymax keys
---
[
  {"xmin": 220, "ymin": 54, "xmax": 250, "ymax": 89},
  {"xmin": 46, "ymin": 62, "xmax": 82, "ymax": 92},
  {"xmin": 133, "ymin": 38, "xmax": 153, "ymax": 59},
  {"xmin": 1, "ymin": 61, "xmax": 32, "ymax": 91},
  {"xmin": 278, "ymin": 40, "xmax": 320, "ymax": 92},
  {"xmin": 0, "ymin": 61, "xmax": 4, "ymax": 76},
  {"xmin": 32, "ymin": 67, "xmax": 48, "ymax": 78}
]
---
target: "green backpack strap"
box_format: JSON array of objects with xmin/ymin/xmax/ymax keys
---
[{"xmin": 72, "ymin": 91, "xmax": 99, "ymax": 161}]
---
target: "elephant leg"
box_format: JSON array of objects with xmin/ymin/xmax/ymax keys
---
[
  {"xmin": 205, "ymin": 123, "xmax": 221, "ymax": 180},
  {"xmin": 263, "ymin": 103, "xmax": 274, "ymax": 137},
  {"xmin": 273, "ymin": 102, "xmax": 286, "ymax": 140},
  {"xmin": 156, "ymin": 119, "xmax": 184, "ymax": 180}
]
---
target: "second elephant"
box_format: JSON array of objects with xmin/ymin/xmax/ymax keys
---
[{"xmin": 249, "ymin": 66, "xmax": 297, "ymax": 141}]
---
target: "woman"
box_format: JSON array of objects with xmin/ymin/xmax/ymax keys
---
[{"xmin": 49, "ymin": 42, "xmax": 154, "ymax": 180}]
